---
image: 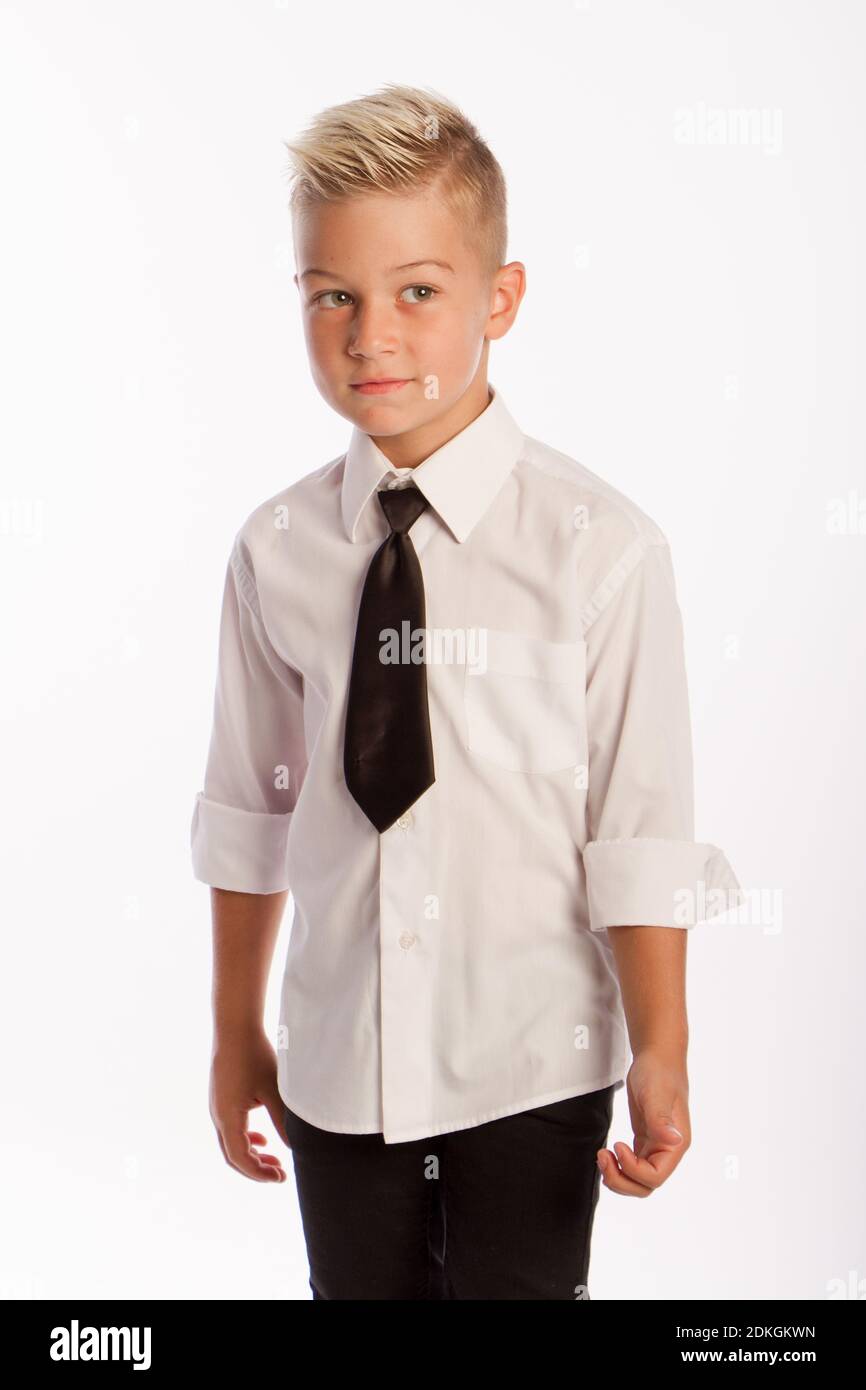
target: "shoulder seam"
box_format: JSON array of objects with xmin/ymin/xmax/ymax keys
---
[
  {"xmin": 579, "ymin": 533, "xmax": 668, "ymax": 636},
  {"xmin": 229, "ymin": 535, "xmax": 262, "ymax": 623},
  {"xmin": 235, "ymin": 452, "xmax": 346, "ymax": 534},
  {"xmin": 522, "ymin": 439, "xmax": 668, "ymax": 548}
]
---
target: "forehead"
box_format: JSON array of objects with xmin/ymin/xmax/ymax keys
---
[{"xmin": 293, "ymin": 188, "xmax": 472, "ymax": 276}]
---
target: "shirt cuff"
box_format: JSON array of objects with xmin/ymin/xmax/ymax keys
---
[
  {"xmin": 190, "ymin": 792, "xmax": 293, "ymax": 894},
  {"xmin": 582, "ymin": 836, "xmax": 744, "ymax": 932}
]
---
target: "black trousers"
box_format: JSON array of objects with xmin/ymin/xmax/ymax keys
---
[{"xmin": 284, "ymin": 1084, "xmax": 616, "ymax": 1300}]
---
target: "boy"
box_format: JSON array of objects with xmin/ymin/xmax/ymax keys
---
[{"xmin": 190, "ymin": 83, "xmax": 743, "ymax": 1300}]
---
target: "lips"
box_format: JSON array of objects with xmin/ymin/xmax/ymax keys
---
[{"xmin": 350, "ymin": 379, "xmax": 411, "ymax": 396}]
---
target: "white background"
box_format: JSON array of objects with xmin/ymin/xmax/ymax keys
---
[{"xmin": 1, "ymin": 0, "xmax": 863, "ymax": 1301}]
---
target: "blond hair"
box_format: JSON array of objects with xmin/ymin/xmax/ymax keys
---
[{"xmin": 284, "ymin": 83, "xmax": 507, "ymax": 280}]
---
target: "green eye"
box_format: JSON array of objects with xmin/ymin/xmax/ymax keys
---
[
  {"xmin": 400, "ymin": 285, "xmax": 438, "ymax": 304},
  {"xmin": 314, "ymin": 290, "xmax": 353, "ymax": 308},
  {"xmin": 311, "ymin": 285, "xmax": 438, "ymax": 308}
]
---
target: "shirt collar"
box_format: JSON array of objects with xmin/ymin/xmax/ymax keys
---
[{"xmin": 340, "ymin": 382, "xmax": 525, "ymax": 544}]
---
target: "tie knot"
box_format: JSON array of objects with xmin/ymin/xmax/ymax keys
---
[{"xmin": 377, "ymin": 484, "xmax": 429, "ymax": 535}]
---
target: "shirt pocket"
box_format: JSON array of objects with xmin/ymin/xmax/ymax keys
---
[{"xmin": 463, "ymin": 628, "xmax": 587, "ymax": 773}]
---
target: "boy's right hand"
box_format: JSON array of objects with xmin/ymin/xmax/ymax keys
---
[{"xmin": 209, "ymin": 1029, "xmax": 291, "ymax": 1183}]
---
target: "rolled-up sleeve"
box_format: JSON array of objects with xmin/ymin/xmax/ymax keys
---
[
  {"xmin": 190, "ymin": 534, "xmax": 307, "ymax": 893},
  {"xmin": 581, "ymin": 534, "xmax": 743, "ymax": 932}
]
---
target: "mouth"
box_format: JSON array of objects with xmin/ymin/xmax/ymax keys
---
[{"xmin": 349, "ymin": 378, "xmax": 412, "ymax": 396}]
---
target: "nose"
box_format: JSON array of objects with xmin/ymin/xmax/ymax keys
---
[{"xmin": 348, "ymin": 300, "xmax": 399, "ymax": 359}]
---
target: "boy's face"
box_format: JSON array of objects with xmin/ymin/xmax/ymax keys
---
[{"xmin": 292, "ymin": 186, "xmax": 523, "ymax": 449}]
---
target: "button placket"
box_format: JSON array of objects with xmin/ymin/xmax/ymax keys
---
[{"xmin": 379, "ymin": 806, "xmax": 436, "ymax": 1140}]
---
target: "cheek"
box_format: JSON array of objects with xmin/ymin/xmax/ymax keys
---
[
  {"xmin": 413, "ymin": 306, "xmax": 477, "ymax": 360},
  {"xmin": 306, "ymin": 320, "xmax": 351, "ymax": 376},
  {"xmin": 305, "ymin": 314, "xmax": 336, "ymax": 352}
]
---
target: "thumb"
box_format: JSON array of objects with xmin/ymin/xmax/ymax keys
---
[
  {"xmin": 649, "ymin": 1111, "xmax": 683, "ymax": 1144},
  {"xmin": 634, "ymin": 1115, "xmax": 683, "ymax": 1163}
]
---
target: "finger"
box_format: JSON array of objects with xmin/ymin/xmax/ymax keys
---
[
  {"xmin": 644, "ymin": 1114, "xmax": 687, "ymax": 1151},
  {"xmin": 653, "ymin": 1113, "xmax": 685, "ymax": 1140},
  {"xmin": 220, "ymin": 1124, "xmax": 287, "ymax": 1182},
  {"xmin": 596, "ymin": 1148, "xmax": 654, "ymax": 1197},
  {"xmin": 612, "ymin": 1140, "xmax": 681, "ymax": 1188},
  {"xmin": 245, "ymin": 1127, "xmax": 287, "ymax": 1180}
]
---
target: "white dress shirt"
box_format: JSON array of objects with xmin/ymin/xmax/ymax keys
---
[{"xmin": 190, "ymin": 383, "xmax": 743, "ymax": 1144}]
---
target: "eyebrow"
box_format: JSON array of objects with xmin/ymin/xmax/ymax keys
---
[{"xmin": 299, "ymin": 259, "xmax": 455, "ymax": 282}]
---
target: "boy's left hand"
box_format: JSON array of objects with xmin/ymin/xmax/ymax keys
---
[{"xmin": 596, "ymin": 1050, "xmax": 690, "ymax": 1196}]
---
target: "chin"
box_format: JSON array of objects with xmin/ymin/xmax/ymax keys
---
[{"xmin": 348, "ymin": 393, "xmax": 418, "ymax": 420}]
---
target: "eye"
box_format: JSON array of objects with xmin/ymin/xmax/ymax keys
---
[
  {"xmin": 312, "ymin": 290, "xmax": 354, "ymax": 309},
  {"xmin": 400, "ymin": 284, "xmax": 438, "ymax": 304}
]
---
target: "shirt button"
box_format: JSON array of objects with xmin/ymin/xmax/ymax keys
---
[
  {"xmin": 398, "ymin": 931, "xmax": 416, "ymax": 950},
  {"xmin": 395, "ymin": 811, "xmax": 413, "ymax": 829}
]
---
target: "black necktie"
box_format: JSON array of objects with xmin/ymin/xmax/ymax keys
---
[{"xmin": 344, "ymin": 484, "xmax": 436, "ymax": 831}]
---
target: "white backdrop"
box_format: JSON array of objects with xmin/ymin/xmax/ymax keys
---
[{"xmin": 1, "ymin": 0, "xmax": 863, "ymax": 1301}]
